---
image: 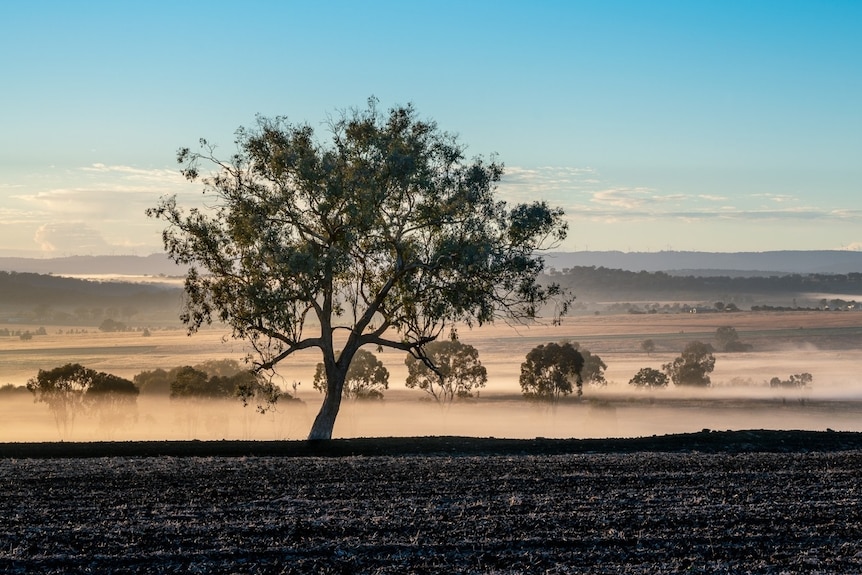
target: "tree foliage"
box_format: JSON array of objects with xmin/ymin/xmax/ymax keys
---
[
  {"xmin": 135, "ymin": 362, "xmax": 283, "ymax": 411},
  {"xmin": 663, "ymin": 341, "xmax": 716, "ymax": 387},
  {"xmin": 770, "ymin": 373, "xmax": 813, "ymax": 389},
  {"xmin": 313, "ymin": 349, "xmax": 389, "ymax": 400},
  {"xmin": 629, "ymin": 367, "xmax": 669, "ymax": 389},
  {"xmin": 148, "ymin": 99, "xmax": 569, "ymax": 439},
  {"xmin": 519, "ymin": 342, "xmax": 584, "ymax": 401},
  {"xmin": 404, "ymin": 338, "xmax": 488, "ymax": 403},
  {"xmin": 641, "ymin": 339, "xmax": 656, "ymax": 355},
  {"xmin": 578, "ymin": 346, "xmax": 607, "ymax": 386},
  {"xmin": 26, "ymin": 363, "xmax": 138, "ymax": 437},
  {"xmin": 715, "ymin": 326, "xmax": 752, "ymax": 352}
]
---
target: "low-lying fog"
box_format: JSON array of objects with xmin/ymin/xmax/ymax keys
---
[
  {"xmin": 5, "ymin": 348, "xmax": 862, "ymax": 442},
  {"xmin": 4, "ymin": 311, "xmax": 862, "ymax": 443}
]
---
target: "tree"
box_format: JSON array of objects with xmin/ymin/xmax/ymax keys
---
[
  {"xmin": 579, "ymin": 347, "xmax": 607, "ymax": 387},
  {"xmin": 519, "ymin": 342, "xmax": 584, "ymax": 402},
  {"xmin": 404, "ymin": 338, "xmax": 487, "ymax": 403},
  {"xmin": 770, "ymin": 373, "xmax": 813, "ymax": 389},
  {"xmin": 629, "ymin": 367, "xmax": 669, "ymax": 389},
  {"xmin": 715, "ymin": 326, "xmax": 752, "ymax": 352},
  {"xmin": 148, "ymin": 99, "xmax": 569, "ymax": 439},
  {"xmin": 313, "ymin": 349, "xmax": 389, "ymax": 400},
  {"xmin": 663, "ymin": 341, "xmax": 715, "ymax": 387},
  {"xmin": 134, "ymin": 368, "xmax": 173, "ymax": 395},
  {"xmin": 641, "ymin": 339, "xmax": 656, "ymax": 355},
  {"xmin": 169, "ymin": 366, "xmax": 234, "ymax": 399},
  {"xmin": 26, "ymin": 363, "xmax": 138, "ymax": 437},
  {"xmin": 84, "ymin": 372, "xmax": 140, "ymax": 436},
  {"xmin": 136, "ymin": 363, "xmax": 284, "ymax": 410},
  {"xmin": 99, "ymin": 318, "xmax": 126, "ymax": 332}
]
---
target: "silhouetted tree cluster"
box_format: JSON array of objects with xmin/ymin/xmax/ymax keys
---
[
  {"xmin": 551, "ymin": 266, "xmax": 862, "ymax": 302},
  {"xmin": 663, "ymin": 341, "xmax": 716, "ymax": 387},
  {"xmin": 628, "ymin": 367, "xmax": 669, "ymax": 389},
  {"xmin": 405, "ymin": 339, "xmax": 488, "ymax": 403},
  {"xmin": 715, "ymin": 326, "xmax": 753, "ymax": 352},
  {"xmin": 519, "ymin": 342, "xmax": 584, "ymax": 401},
  {"xmin": 313, "ymin": 349, "xmax": 390, "ymax": 401},
  {"xmin": 26, "ymin": 363, "xmax": 138, "ymax": 437},
  {"xmin": 133, "ymin": 359, "xmax": 285, "ymax": 410},
  {"xmin": 770, "ymin": 373, "xmax": 813, "ymax": 389},
  {"xmin": 99, "ymin": 318, "xmax": 127, "ymax": 332}
]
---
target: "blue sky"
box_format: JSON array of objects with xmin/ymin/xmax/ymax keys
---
[{"xmin": 1, "ymin": 0, "xmax": 860, "ymax": 257}]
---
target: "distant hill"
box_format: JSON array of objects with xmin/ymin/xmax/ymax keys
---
[
  {"xmin": 545, "ymin": 251, "xmax": 862, "ymax": 275},
  {"xmin": 4, "ymin": 250, "xmax": 862, "ymax": 278},
  {"xmin": 0, "ymin": 254, "xmax": 186, "ymax": 276}
]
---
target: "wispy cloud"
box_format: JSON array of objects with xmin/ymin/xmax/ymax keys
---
[
  {"xmin": 497, "ymin": 165, "xmax": 861, "ymax": 227},
  {"xmin": 1, "ymin": 163, "xmax": 199, "ymax": 255},
  {"xmin": 33, "ymin": 222, "xmax": 112, "ymax": 253}
]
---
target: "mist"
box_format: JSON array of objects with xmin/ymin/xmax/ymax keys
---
[
  {"xmin": 3, "ymin": 312, "xmax": 862, "ymax": 442},
  {"xmin": 4, "ymin": 375, "xmax": 862, "ymax": 443}
]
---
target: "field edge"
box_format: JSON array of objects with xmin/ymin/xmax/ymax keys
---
[{"xmin": 2, "ymin": 429, "xmax": 861, "ymax": 458}]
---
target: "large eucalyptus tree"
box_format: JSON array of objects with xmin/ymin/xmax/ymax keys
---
[{"xmin": 148, "ymin": 99, "xmax": 569, "ymax": 439}]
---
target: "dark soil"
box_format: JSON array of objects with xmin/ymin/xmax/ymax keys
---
[
  {"xmin": 3, "ymin": 429, "xmax": 862, "ymax": 458},
  {"xmin": 2, "ymin": 431, "xmax": 861, "ymax": 573}
]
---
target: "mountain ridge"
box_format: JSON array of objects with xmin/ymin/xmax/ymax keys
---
[
  {"xmin": 3, "ymin": 250, "xmax": 862, "ymax": 277},
  {"xmin": 545, "ymin": 250, "xmax": 862, "ymax": 275}
]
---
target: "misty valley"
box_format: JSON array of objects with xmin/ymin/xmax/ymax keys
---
[{"xmin": 3, "ymin": 263, "xmax": 862, "ymax": 442}]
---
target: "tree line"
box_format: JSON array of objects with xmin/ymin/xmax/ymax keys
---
[
  {"xmin": 549, "ymin": 266, "xmax": 862, "ymax": 301},
  {"xmin": 13, "ymin": 330, "xmax": 815, "ymax": 440}
]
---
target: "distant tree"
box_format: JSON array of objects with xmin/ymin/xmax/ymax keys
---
[
  {"xmin": 134, "ymin": 368, "xmax": 173, "ymax": 395},
  {"xmin": 19, "ymin": 331, "xmax": 33, "ymax": 341},
  {"xmin": 85, "ymin": 372, "xmax": 140, "ymax": 436},
  {"xmin": 724, "ymin": 340, "xmax": 753, "ymax": 352},
  {"xmin": 715, "ymin": 326, "xmax": 753, "ymax": 352},
  {"xmin": 580, "ymin": 348, "xmax": 608, "ymax": 386},
  {"xmin": 770, "ymin": 373, "xmax": 813, "ymax": 389},
  {"xmin": 404, "ymin": 339, "xmax": 487, "ymax": 403},
  {"xmin": 641, "ymin": 339, "xmax": 656, "ymax": 355},
  {"xmin": 313, "ymin": 349, "xmax": 389, "ymax": 400},
  {"xmin": 234, "ymin": 371, "xmax": 283, "ymax": 412},
  {"xmin": 519, "ymin": 342, "xmax": 584, "ymax": 401},
  {"xmin": 629, "ymin": 367, "xmax": 669, "ymax": 389},
  {"xmin": 715, "ymin": 326, "xmax": 738, "ymax": 348},
  {"xmin": 86, "ymin": 373, "xmax": 139, "ymax": 398},
  {"xmin": 194, "ymin": 359, "xmax": 245, "ymax": 378},
  {"xmin": 136, "ymin": 363, "xmax": 286, "ymax": 411},
  {"xmin": 26, "ymin": 363, "xmax": 92, "ymax": 435},
  {"xmin": 0, "ymin": 383, "xmax": 29, "ymax": 396},
  {"xmin": 26, "ymin": 363, "xmax": 138, "ymax": 437},
  {"xmin": 170, "ymin": 366, "xmax": 234, "ymax": 399},
  {"xmin": 663, "ymin": 341, "xmax": 715, "ymax": 387},
  {"xmin": 99, "ymin": 318, "xmax": 127, "ymax": 332}
]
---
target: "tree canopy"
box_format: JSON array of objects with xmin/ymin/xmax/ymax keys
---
[
  {"xmin": 148, "ymin": 99, "xmax": 569, "ymax": 439},
  {"xmin": 26, "ymin": 363, "xmax": 138, "ymax": 437},
  {"xmin": 663, "ymin": 341, "xmax": 716, "ymax": 387},
  {"xmin": 404, "ymin": 338, "xmax": 488, "ymax": 403},
  {"xmin": 629, "ymin": 367, "xmax": 669, "ymax": 389},
  {"xmin": 519, "ymin": 342, "xmax": 584, "ymax": 402},
  {"xmin": 313, "ymin": 349, "xmax": 389, "ymax": 400}
]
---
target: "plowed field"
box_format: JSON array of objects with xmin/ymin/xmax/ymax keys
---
[{"xmin": 3, "ymin": 433, "xmax": 862, "ymax": 574}]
